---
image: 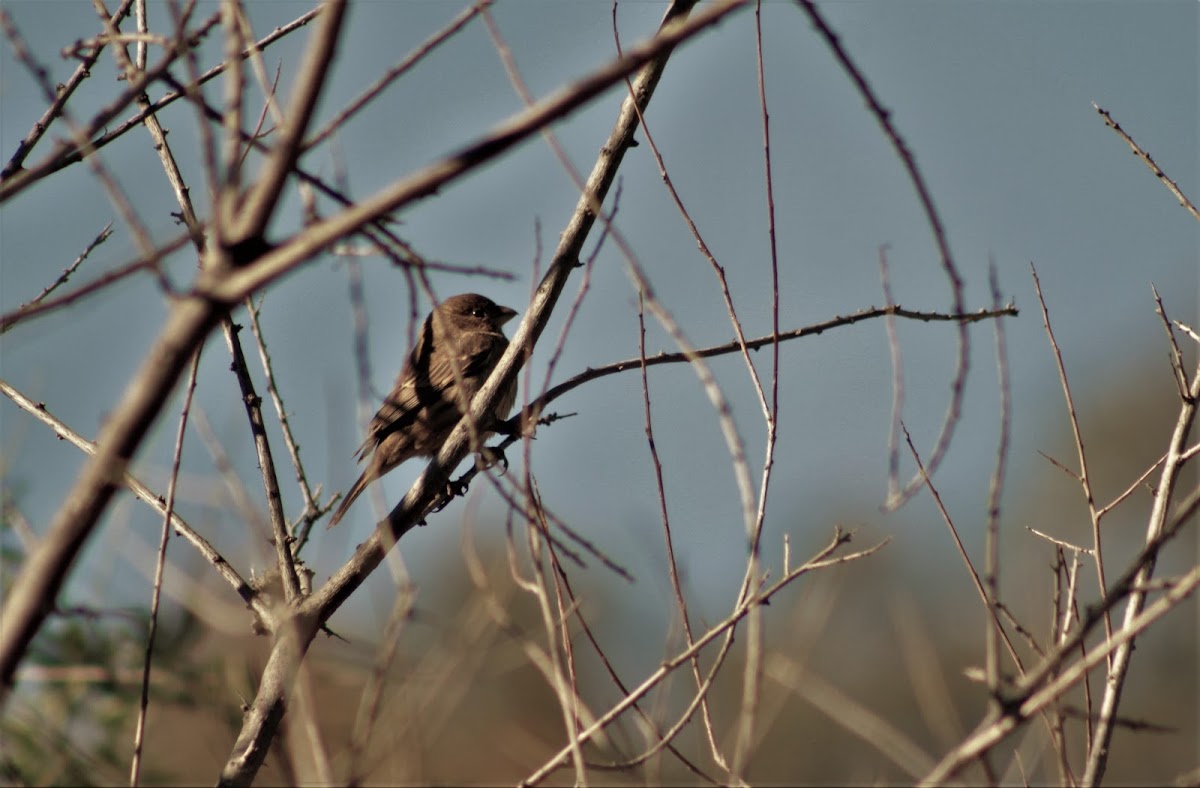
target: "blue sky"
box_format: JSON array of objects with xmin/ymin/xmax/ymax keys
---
[{"xmin": 2, "ymin": 1, "xmax": 1196, "ymax": 647}]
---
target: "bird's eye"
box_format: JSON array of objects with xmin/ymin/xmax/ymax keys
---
[{"xmin": 472, "ymin": 308, "xmax": 485, "ymax": 317}]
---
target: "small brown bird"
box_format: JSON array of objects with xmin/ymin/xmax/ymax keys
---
[{"xmin": 329, "ymin": 293, "xmax": 518, "ymax": 527}]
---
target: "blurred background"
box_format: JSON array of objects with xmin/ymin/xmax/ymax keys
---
[{"xmin": 1, "ymin": 1, "xmax": 1196, "ymax": 784}]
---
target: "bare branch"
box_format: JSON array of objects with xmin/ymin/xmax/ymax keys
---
[
  {"xmin": 1082, "ymin": 361, "xmax": 1200, "ymax": 784},
  {"xmin": 129, "ymin": 349, "xmax": 201, "ymax": 787},
  {"xmin": 0, "ymin": 222, "xmax": 114, "ymax": 335},
  {"xmin": 214, "ymin": 3, "xmax": 747, "ymax": 782},
  {"xmin": 1092, "ymin": 102, "xmax": 1200, "ymax": 221},
  {"xmin": 522, "ymin": 528, "xmax": 889, "ymax": 785},
  {"xmin": 520, "ymin": 303, "xmax": 1016, "ymax": 427},
  {"xmin": 0, "ymin": 7, "xmax": 323, "ymax": 201},
  {"xmin": 0, "ymin": 377, "xmax": 271, "ymax": 625},
  {"xmin": 1032, "ymin": 264, "xmax": 1113, "ymax": 644},
  {"xmin": 0, "ymin": 0, "xmax": 134, "ymax": 179},
  {"xmin": 796, "ymin": 0, "xmax": 970, "ymax": 510}
]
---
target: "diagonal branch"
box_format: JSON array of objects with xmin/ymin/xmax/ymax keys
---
[
  {"xmin": 0, "ymin": 0, "xmax": 749, "ymax": 712},
  {"xmin": 215, "ymin": 2, "xmax": 748, "ymax": 783},
  {"xmin": 1092, "ymin": 102, "xmax": 1200, "ymax": 222},
  {"xmin": 229, "ymin": 0, "xmax": 348, "ymax": 245},
  {"xmin": 920, "ymin": 478, "xmax": 1200, "ymax": 785},
  {"xmin": 0, "ymin": 377, "xmax": 271, "ymax": 625},
  {"xmin": 1082, "ymin": 357, "xmax": 1200, "ymax": 784},
  {"xmin": 0, "ymin": 0, "xmax": 134, "ymax": 179}
]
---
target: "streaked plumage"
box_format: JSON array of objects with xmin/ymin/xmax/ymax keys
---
[{"xmin": 329, "ymin": 293, "xmax": 517, "ymax": 526}]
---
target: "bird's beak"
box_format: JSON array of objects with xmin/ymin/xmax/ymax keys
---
[{"xmin": 497, "ymin": 305, "xmax": 518, "ymax": 325}]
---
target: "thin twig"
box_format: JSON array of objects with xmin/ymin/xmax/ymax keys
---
[
  {"xmin": 1032, "ymin": 264, "xmax": 1113, "ymax": 646},
  {"xmin": 522, "ymin": 303, "xmax": 1016, "ymax": 430},
  {"xmin": 245, "ymin": 298, "xmax": 319, "ymax": 523},
  {"xmin": 921, "ymin": 484, "xmax": 1200, "ymax": 785},
  {"xmin": 522, "ymin": 529, "xmax": 889, "ymax": 786},
  {"xmin": 1092, "ymin": 102, "xmax": 1200, "ymax": 222},
  {"xmin": 215, "ymin": 5, "xmax": 749, "ymax": 783},
  {"xmin": 106, "ymin": 0, "xmax": 301, "ymax": 607},
  {"xmin": 1081, "ymin": 357, "xmax": 1200, "ymax": 784},
  {"xmin": 880, "ymin": 246, "xmax": 907, "ymax": 512},
  {"xmin": 219, "ymin": 311, "xmax": 300, "ymax": 603},
  {"xmin": 1151, "ymin": 284, "xmax": 1190, "ymax": 401},
  {"xmin": 519, "ymin": 480, "xmax": 588, "ymax": 786},
  {"xmin": 797, "ymin": 0, "xmax": 970, "ymax": 511},
  {"xmin": 903, "ymin": 425, "xmax": 1026, "ymax": 677},
  {"xmin": 983, "ymin": 263, "xmax": 1011, "ymax": 709},
  {"xmin": 2, "ymin": 5, "xmax": 160, "ymax": 262},
  {"xmin": 0, "ymin": 0, "xmax": 135, "ymax": 179},
  {"xmin": 0, "ymin": 378, "xmax": 271, "ymax": 625},
  {"xmin": 129, "ymin": 348, "xmax": 201, "ymax": 788},
  {"xmin": 201, "ymin": 0, "xmax": 751, "ymax": 305},
  {"xmin": 0, "ymin": 232, "xmax": 189, "ymax": 333},
  {"xmin": 635, "ymin": 289, "xmax": 714, "ymax": 768},
  {"xmin": 924, "ymin": 557, "xmax": 1200, "ymax": 786},
  {"xmin": 305, "ymin": 2, "xmax": 489, "ymax": 150},
  {"xmin": 537, "ymin": 530, "xmax": 719, "ymax": 784},
  {"xmin": 1096, "ymin": 453, "xmax": 1166, "ymax": 519},
  {"xmin": 1027, "ymin": 527, "xmax": 1095, "ymax": 556},
  {"xmin": 1, "ymin": 222, "xmax": 114, "ymax": 335},
  {"xmin": 0, "ymin": 7, "xmax": 320, "ymax": 202},
  {"xmin": 229, "ymin": 0, "xmax": 349, "ymax": 246},
  {"xmin": 612, "ymin": 1, "xmax": 773, "ymax": 768}
]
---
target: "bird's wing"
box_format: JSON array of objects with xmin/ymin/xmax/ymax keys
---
[
  {"xmin": 355, "ymin": 329, "xmax": 503, "ymax": 461},
  {"xmin": 353, "ymin": 320, "xmax": 431, "ymax": 461}
]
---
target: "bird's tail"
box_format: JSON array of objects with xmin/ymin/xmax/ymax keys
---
[{"xmin": 329, "ymin": 469, "xmax": 371, "ymax": 527}]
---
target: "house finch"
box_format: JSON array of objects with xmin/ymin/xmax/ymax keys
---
[{"xmin": 329, "ymin": 293, "xmax": 518, "ymax": 527}]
